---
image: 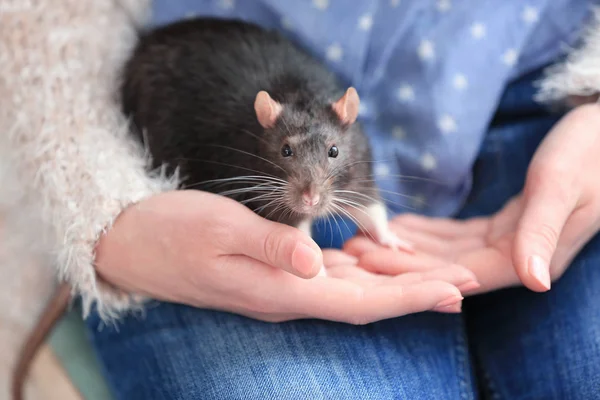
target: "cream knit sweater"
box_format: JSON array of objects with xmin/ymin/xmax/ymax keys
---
[{"xmin": 0, "ymin": 0, "xmax": 599, "ymax": 347}]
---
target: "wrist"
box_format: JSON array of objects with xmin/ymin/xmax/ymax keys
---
[{"xmin": 93, "ymin": 201, "xmax": 142, "ymax": 293}]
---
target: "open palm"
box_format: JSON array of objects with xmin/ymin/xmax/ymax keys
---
[{"xmin": 345, "ymin": 104, "xmax": 600, "ymax": 295}]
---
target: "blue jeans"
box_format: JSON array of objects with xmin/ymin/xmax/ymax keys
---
[{"xmin": 85, "ymin": 69, "xmax": 600, "ymax": 399}]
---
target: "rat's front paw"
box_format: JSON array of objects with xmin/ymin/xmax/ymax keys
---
[{"xmin": 377, "ymin": 230, "xmax": 414, "ymax": 253}]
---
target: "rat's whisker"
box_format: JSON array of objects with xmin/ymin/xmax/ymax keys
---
[
  {"xmin": 325, "ymin": 210, "xmax": 336, "ymax": 247},
  {"xmin": 263, "ymin": 198, "xmax": 290, "ymax": 219},
  {"xmin": 333, "ymin": 189, "xmax": 380, "ymax": 205},
  {"xmin": 375, "ymin": 189, "xmax": 424, "ymax": 201},
  {"xmin": 278, "ymin": 204, "xmax": 297, "ymax": 223},
  {"xmin": 363, "ymin": 174, "xmax": 443, "ymax": 184},
  {"xmin": 331, "ymin": 197, "xmax": 371, "ymax": 219},
  {"xmin": 217, "ymin": 187, "xmax": 284, "ymax": 196},
  {"xmin": 179, "ymin": 159, "xmax": 283, "ymax": 182},
  {"xmin": 325, "ymin": 159, "xmax": 379, "ymax": 181},
  {"xmin": 200, "ymin": 144, "xmax": 287, "ymax": 173},
  {"xmin": 200, "ymin": 181, "xmax": 287, "ymax": 191},
  {"xmin": 330, "ymin": 202, "xmax": 374, "ymax": 243},
  {"xmin": 331, "ymin": 206, "xmax": 353, "ymax": 238},
  {"xmin": 240, "ymin": 193, "xmax": 285, "ymax": 205},
  {"xmin": 256, "ymin": 197, "xmax": 287, "ymax": 216},
  {"xmin": 326, "ymin": 209, "xmax": 343, "ymax": 246},
  {"xmin": 196, "ymin": 175, "xmax": 288, "ymax": 186}
]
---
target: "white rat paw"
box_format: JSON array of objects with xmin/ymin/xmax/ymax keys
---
[{"xmin": 377, "ymin": 230, "xmax": 414, "ymax": 253}]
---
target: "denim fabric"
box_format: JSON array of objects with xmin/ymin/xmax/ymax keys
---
[{"xmin": 85, "ymin": 70, "xmax": 600, "ymax": 399}]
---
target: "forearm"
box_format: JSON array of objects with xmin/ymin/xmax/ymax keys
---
[{"xmin": 0, "ymin": 0, "xmax": 178, "ymax": 321}]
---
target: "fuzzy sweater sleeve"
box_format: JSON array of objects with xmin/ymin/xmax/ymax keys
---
[
  {"xmin": 0, "ymin": 0, "xmax": 179, "ymax": 321},
  {"xmin": 536, "ymin": 7, "xmax": 600, "ymax": 105}
]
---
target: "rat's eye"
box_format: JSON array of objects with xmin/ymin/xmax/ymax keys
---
[
  {"xmin": 281, "ymin": 144, "xmax": 293, "ymax": 157},
  {"xmin": 328, "ymin": 145, "xmax": 339, "ymax": 158}
]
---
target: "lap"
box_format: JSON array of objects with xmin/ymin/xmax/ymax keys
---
[
  {"xmin": 86, "ymin": 307, "xmax": 474, "ymax": 400},
  {"xmin": 459, "ymin": 77, "xmax": 600, "ymax": 399},
  {"xmin": 84, "ymin": 64, "xmax": 600, "ymax": 400},
  {"xmin": 465, "ymin": 236, "xmax": 600, "ymax": 399}
]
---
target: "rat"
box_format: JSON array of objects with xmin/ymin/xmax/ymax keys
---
[
  {"xmin": 121, "ymin": 17, "xmax": 412, "ymax": 254},
  {"xmin": 12, "ymin": 17, "xmax": 412, "ymax": 400}
]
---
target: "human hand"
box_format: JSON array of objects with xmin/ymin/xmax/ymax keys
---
[
  {"xmin": 94, "ymin": 190, "xmax": 477, "ymax": 324},
  {"xmin": 345, "ymin": 104, "xmax": 600, "ymax": 294}
]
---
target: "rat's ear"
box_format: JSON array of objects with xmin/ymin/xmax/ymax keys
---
[
  {"xmin": 332, "ymin": 87, "xmax": 360, "ymax": 125},
  {"xmin": 254, "ymin": 91, "xmax": 283, "ymax": 129}
]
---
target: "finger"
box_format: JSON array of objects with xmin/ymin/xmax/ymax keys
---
[
  {"xmin": 358, "ymin": 248, "xmax": 455, "ymax": 274},
  {"xmin": 343, "ymin": 236, "xmax": 379, "ymax": 258},
  {"xmin": 284, "ymin": 277, "xmax": 463, "ymax": 324},
  {"xmin": 327, "ymin": 263, "xmax": 478, "ymax": 295},
  {"xmin": 544, "ymin": 206, "xmax": 597, "ymax": 278},
  {"xmin": 512, "ymin": 172, "xmax": 578, "ymax": 292},
  {"xmin": 230, "ymin": 214, "xmax": 323, "ymax": 278},
  {"xmin": 391, "ymin": 214, "xmax": 489, "ymax": 238},
  {"xmin": 322, "ymin": 249, "xmax": 358, "ymax": 267},
  {"xmin": 388, "ymin": 228, "xmax": 485, "ymax": 258},
  {"xmin": 344, "ymin": 228, "xmax": 485, "ymax": 260},
  {"xmin": 486, "ymin": 196, "xmax": 524, "ymax": 242},
  {"xmin": 455, "ymin": 237, "xmax": 520, "ymax": 294},
  {"xmin": 385, "ymin": 265, "xmax": 479, "ymax": 294},
  {"xmin": 326, "ymin": 264, "xmax": 388, "ymax": 286}
]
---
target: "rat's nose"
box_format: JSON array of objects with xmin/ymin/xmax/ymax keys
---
[{"xmin": 302, "ymin": 191, "xmax": 320, "ymax": 207}]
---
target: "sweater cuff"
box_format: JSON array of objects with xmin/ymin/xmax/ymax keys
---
[
  {"xmin": 0, "ymin": 0, "xmax": 181, "ymax": 322},
  {"xmin": 536, "ymin": 7, "xmax": 600, "ymax": 105}
]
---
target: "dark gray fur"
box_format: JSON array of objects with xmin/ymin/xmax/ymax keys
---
[{"xmin": 122, "ymin": 17, "xmax": 379, "ymax": 227}]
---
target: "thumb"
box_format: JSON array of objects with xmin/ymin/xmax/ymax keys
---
[
  {"xmin": 230, "ymin": 213, "xmax": 323, "ymax": 278},
  {"xmin": 512, "ymin": 182, "xmax": 576, "ymax": 292}
]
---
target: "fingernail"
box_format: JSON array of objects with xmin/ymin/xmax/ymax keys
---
[
  {"xmin": 433, "ymin": 302, "xmax": 462, "ymax": 313},
  {"xmin": 457, "ymin": 281, "xmax": 480, "ymax": 294},
  {"xmin": 528, "ymin": 255, "xmax": 551, "ymax": 290},
  {"xmin": 434, "ymin": 295, "xmax": 463, "ymax": 309},
  {"xmin": 292, "ymin": 242, "xmax": 320, "ymax": 276}
]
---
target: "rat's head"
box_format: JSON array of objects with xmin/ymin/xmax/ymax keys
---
[{"xmin": 253, "ymin": 87, "xmax": 361, "ymax": 220}]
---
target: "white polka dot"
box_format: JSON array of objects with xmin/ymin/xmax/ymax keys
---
[
  {"xmin": 522, "ymin": 6, "xmax": 539, "ymax": 24},
  {"xmin": 470, "ymin": 23, "xmax": 486, "ymax": 39},
  {"xmin": 375, "ymin": 164, "xmax": 391, "ymax": 177},
  {"xmin": 313, "ymin": 0, "xmax": 329, "ymax": 10},
  {"xmin": 390, "ymin": 0, "xmax": 401, "ymax": 7},
  {"xmin": 358, "ymin": 14, "xmax": 373, "ymax": 31},
  {"xmin": 437, "ymin": 0, "xmax": 451, "ymax": 12},
  {"xmin": 411, "ymin": 194, "xmax": 427, "ymax": 209},
  {"xmin": 420, "ymin": 152, "xmax": 437, "ymax": 171},
  {"xmin": 325, "ymin": 43, "xmax": 344, "ymax": 61},
  {"xmin": 281, "ymin": 17, "xmax": 293, "ymax": 30},
  {"xmin": 326, "ymin": 43, "xmax": 343, "ymax": 62},
  {"xmin": 218, "ymin": 0, "xmax": 235, "ymax": 10},
  {"xmin": 453, "ymin": 74, "xmax": 468, "ymax": 90},
  {"xmin": 392, "ymin": 126, "xmax": 406, "ymax": 139},
  {"xmin": 502, "ymin": 49, "xmax": 518, "ymax": 66},
  {"xmin": 417, "ymin": 40, "xmax": 435, "ymax": 61},
  {"xmin": 438, "ymin": 114, "xmax": 457, "ymax": 134},
  {"xmin": 185, "ymin": 11, "xmax": 196, "ymax": 19},
  {"xmin": 397, "ymin": 84, "xmax": 415, "ymax": 102}
]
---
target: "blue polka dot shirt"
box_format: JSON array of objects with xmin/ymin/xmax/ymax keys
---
[{"xmin": 150, "ymin": 0, "xmax": 592, "ymax": 217}]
